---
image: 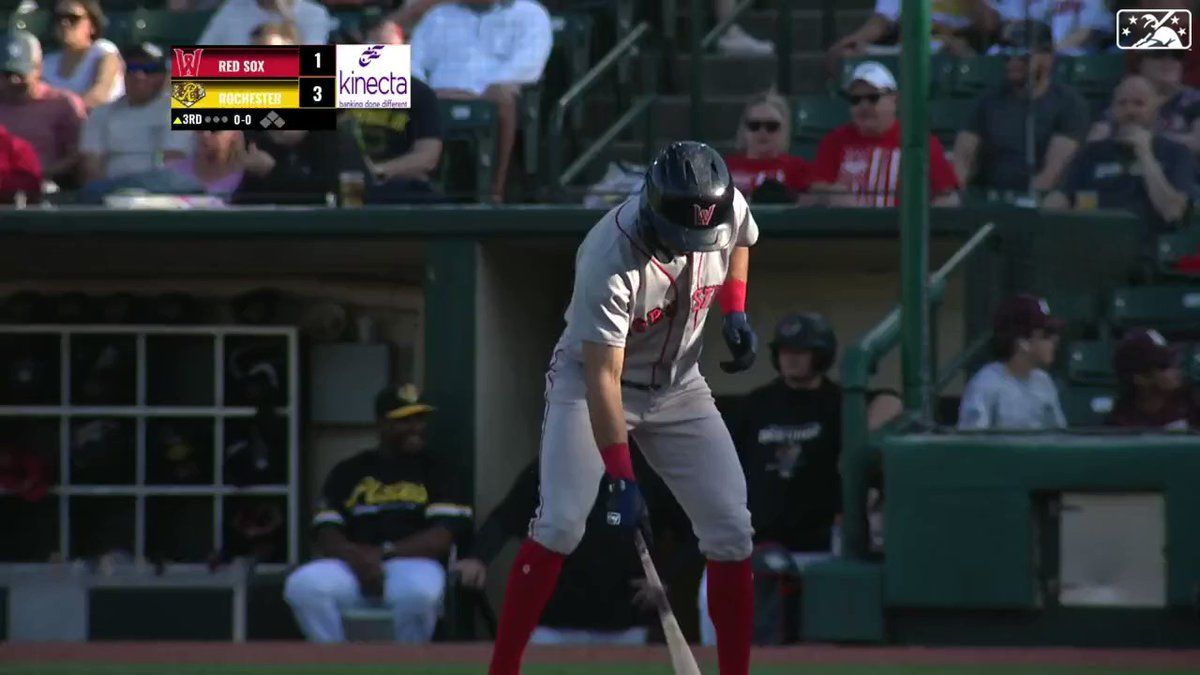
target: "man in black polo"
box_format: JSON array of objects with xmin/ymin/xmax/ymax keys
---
[{"xmin": 283, "ymin": 384, "xmax": 472, "ymax": 643}]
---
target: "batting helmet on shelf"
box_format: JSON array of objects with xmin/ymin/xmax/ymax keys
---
[
  {"xmin": 638, "ymin": 141, "xmax": 736, "ymax": 258},
  {"xmin": 770, "ymin": 312, "xmax": 838, "ymax": 373}
]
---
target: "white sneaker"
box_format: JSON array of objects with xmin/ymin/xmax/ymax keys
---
[{"xmin": 717, "ymin": 23, "xmax": 775, "ymax": 57}]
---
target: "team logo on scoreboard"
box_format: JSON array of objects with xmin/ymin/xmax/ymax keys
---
[
  {"xmin": 336, "ymin": 44, "xmax": 411, "ymax": 109},
  {"xmin": 173, "ymin": 48, "xmax": 205, "ymax": 77},
  {"xmin": 171, "ymin": 81, "xmax": 207, "ymax": 107}
]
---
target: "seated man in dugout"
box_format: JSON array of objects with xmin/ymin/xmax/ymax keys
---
[{"xmin": 284, "ymin": 385, "xmax": 472, "ymax": 643}]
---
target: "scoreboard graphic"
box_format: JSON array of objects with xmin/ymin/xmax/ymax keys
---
[{"xmin": 169, "ymin": 44, "xmax": 411, "ymax": 131}]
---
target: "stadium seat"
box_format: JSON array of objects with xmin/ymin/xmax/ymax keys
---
[
  {"xmin": 438, "ymin": 99, "xmax": 498, "ymax": 203},
  {"xmin": 120, "ymin": 9, "xmax": 212, "ymax": 48},
  {"xmin": 1155, "ymin": 228, "xmax": 1200, "ymax": 276},
  {"xmin": 7, "ymin": 9, "xmax": 50, "ymax": 42},
  {"xmin": 1054, "ymin": 54, "xmax": 1124, "ymax": 98},
  {"xmin": 1108, "ymin": 286, "xmax": 1200, "ymax": 334},
  {"xmin": 792, "ymin": 94, "xmax": 849, "ymax": 143},
  {"xmin": 1187, "ymin": 344, "xmax": 1200, "ymax": 382},
  {"xmin": 1065, "ymin": 341, "xmax": 1116, "ymax": 386},
  {"xmin": 1059, "ymin": 383, "xmax": 1115, "ymax": 427},
  {"xmin": 929, "ymin": 98, "xmax": 972, "ymax": 147},
  {"xmin": 937, "ymin": 56, "xmax": 1006, "ymax": 98}
]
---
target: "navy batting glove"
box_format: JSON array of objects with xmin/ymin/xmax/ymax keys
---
[
  {"xmin": 720, "ymin": 311, "xmax": 758, "ymax": 373},
  {"xmin": 604, "ymin": 476, "xmax": 648, "ymax": 539}
]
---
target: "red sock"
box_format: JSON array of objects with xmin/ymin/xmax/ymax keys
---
[
  {"xmin": 488, "ymin": 539, "xmax": 565, "ymax": 675},
  {"xmin": 707, "ymin": 558, "xmax": 753, "ymax": 675}
]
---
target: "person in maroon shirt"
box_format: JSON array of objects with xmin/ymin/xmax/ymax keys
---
[
  {"xmin": 723, "ymin": 91, "xmax": 810, "ymax": 203},
  {"xmin": 0, "ymin": 31, "xmax": 87, "ymax": 188},
  {"xmin": 1107, "ymin": 328, "xmax": 1200, "ymax": 430},
  {"xmin": 810, "ymin": 61, "xmax": 960, "ymax": 207},
  {"xmin": 0, "ymin": 123, "xmax": 43, "ymax": 204}
]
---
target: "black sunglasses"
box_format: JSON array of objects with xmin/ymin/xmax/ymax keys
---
[
  {"xmin": 745, "ymin": 119, "xmax": 781, "ymax": 133},
  {"xmin": 845, "ymin": 92, "xmax": 883, "ymax": 105},
  {"xmin": 126, "ymin": 61, "xmax": 165, "ymax": 74},
  {"xmin": 55, "ymin": 12, "xmax": 87, "ymax": 25}
]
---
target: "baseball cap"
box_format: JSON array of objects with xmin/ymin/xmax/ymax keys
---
[
  {"xmin": 1, "ymin": 31, "xmax": 40, "ymax": 76},
  {"xmin": 997, "ymin": 21, "xmax": 1054, "ymax": 55},
  {"xmin": 1115, "ymin": 328, "xmax": 1180, "ymax": 380},
  {"xmin": 847, "ymin": 61, "xmax": 897, "ymax": 92},
  {"xmin": 375, "ymin": 383, "xmax": 435, "ymax": 421},
  {"xmin": 121, "ymin": 41, "xmax": 164, "ymax": 64},
  {"xmin": 993, "ymin": 294, "xmax": 1065, "ymax": 335}
]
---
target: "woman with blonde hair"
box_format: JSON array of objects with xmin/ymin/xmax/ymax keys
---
[
  {"xmin": 166, "ymin": 130, "xmax": 247, "ymax": 199},
  {"xmin": 724, "ymin": 90, "xmax": 810, "ymax": 203}
]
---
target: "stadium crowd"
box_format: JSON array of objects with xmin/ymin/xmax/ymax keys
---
[{"xmin": 0, "ymin": 0, "xmax": 1193, "ymax": 228}]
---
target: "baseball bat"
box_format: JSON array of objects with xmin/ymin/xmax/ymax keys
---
[{"xmin": 634, "ymin": 530, "xmax": 703, "ymax": 675}]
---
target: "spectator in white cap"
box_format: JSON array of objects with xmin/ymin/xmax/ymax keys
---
[{"xmin": 809, "ymin": 61, "xmax": 960, "ymax": 207}]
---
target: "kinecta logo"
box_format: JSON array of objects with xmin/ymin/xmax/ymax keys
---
[
  {"xmin": 338, "ymin": 70, "xmax": 409, "ymax": 96},
  {"xmin": 335, "ymin": 44, "xmax": 412, "ymax": 109}
]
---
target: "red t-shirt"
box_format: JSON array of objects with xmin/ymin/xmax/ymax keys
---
[
  {"xmin": 723, "ymin": 154, "xmax": 810, "ymax": 198},
  {"xmin": 0, "ymin": 124, "xmax": 43, "ymax": 203},
  {"xmin": 812, "ymin": 121, "xmax": 959, "ymax": 207}
]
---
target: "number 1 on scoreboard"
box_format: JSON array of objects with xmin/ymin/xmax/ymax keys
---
[{"xmin": 300, "ymin": 45, "xmax": 334, "ymax": 76}]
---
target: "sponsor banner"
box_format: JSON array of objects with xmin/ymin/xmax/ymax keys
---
[{"xmin": 335, "ymin": 44, "xmax": 411, "ymax": 109}]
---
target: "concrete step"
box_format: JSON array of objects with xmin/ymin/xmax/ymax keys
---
[
  {"xmin": 563, "ymin": 138, "xmax": 740, "ymax": 190},
  {"xmin": 584, "ymin": 94, "xmax": 750, "ymax": 143},
  {"xmin": 672, "ymin": 8, "xmax": 875, "ymax": 50},
  {"xmin": 668, "ymin": 52, "xmax": 830, "ymax": 95}
]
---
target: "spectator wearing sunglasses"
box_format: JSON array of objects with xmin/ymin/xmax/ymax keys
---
[
  {"xmin": 81, "ymin": 42, "xmax": 190, "ymax": 183},
  {"xmin": 809, "ymin": 61, "xmax": 960, "ymax": 207},
  {"xmin": 42, "ymin": 0, "xmax": 124, "ymax": 108},
  {"xmin": 952, "ymin": 21, "xmax": 1088, "ymax": 194},
  {"xmin": 0, "ymin": 31, "xmax": 87, "ymax": 189},
  {"xmin": 723, "ymin": 91, "xmax": 810, "ymax": 204}
]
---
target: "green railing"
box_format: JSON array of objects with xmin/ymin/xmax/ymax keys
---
[
  {"xmin": 548, "ymin": 21, "xmax": 657, "ymax": 201},
  {"xmin": 689, "ymin": 0, "xmax": 794, "ymax": 140},
  {"xmin": 839, "ymin": 222, "xmax": 999, "ymax": 558}
]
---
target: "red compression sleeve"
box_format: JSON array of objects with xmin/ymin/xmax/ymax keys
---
[
  {"xmin": 716, "ymin": 278, "xmax": 747, "ymax": 314},
  {"xmin": 599, "ymin": 442, "xmax": 635, "ymax": 480}
]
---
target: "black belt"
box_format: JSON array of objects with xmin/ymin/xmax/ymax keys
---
[{"xmin": 621, "ymin": 379, "xmax": 662, "ymax": 391}]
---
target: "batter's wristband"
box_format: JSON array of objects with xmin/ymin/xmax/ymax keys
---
[
  {"xmin": 599, "ymin": 442, "xmax": 635, "ymax": 481},
  {"xmin": 717, "ymin": 279, "xmax": 747, "ymax": 314}
]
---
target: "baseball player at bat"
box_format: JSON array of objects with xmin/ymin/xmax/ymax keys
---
[{"xmin": 488, "ymin": 141, "xmax": 760, "ymax": 675}]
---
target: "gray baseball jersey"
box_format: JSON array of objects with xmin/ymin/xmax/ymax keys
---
[
  {"xmin": 552, "ymin": 188, "xmax": 759, "ymax": 389},
  {"xmin": 529, "ymin": 188, "xmax": 759, "ymax": 563}
]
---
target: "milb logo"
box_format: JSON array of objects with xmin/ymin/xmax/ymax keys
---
[
  {"xmin": 336, "ymin": 44, "xmax": 412, "ymax": 109},
  {"xmin": 1116, "ymin": 9, "xmax": 1191, "ymax": 50}
]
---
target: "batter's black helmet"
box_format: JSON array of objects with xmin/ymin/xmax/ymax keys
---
[
  {"xmin": 638, "ymin": 141, "xmax": 736, "ymax": 257},
  {"xmin": 770, "ymin": 312, "xmax": 838, "ymax": 372}
]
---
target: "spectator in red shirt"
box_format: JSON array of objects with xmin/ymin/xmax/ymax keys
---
[
  {"xmin": 723, "ymin": 91, "xmax": 809, "ymax": 203},
  {"xmin": 1107, "ymin": 328, "xmax": 1200, "ymax": 430},
  {"xmin": 810, "ymin": 61, "xmax": 960, "ymax": 207},
  {"xmin": 0, "ymin": 123, "xmax": 43, "ymax": 204},
  {"xmin": 0, "ymin": 31, "xmax": 87, "ymax": 189}
]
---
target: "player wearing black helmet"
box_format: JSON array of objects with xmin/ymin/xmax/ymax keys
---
[{"xmin": 698, "ymin": 311, "xmax": 900, "ymax": 646}]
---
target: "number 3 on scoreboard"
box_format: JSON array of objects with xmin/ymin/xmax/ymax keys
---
[{"xmin": 301, "ymin": 77, "xmax": 335, "ymax": 108}]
